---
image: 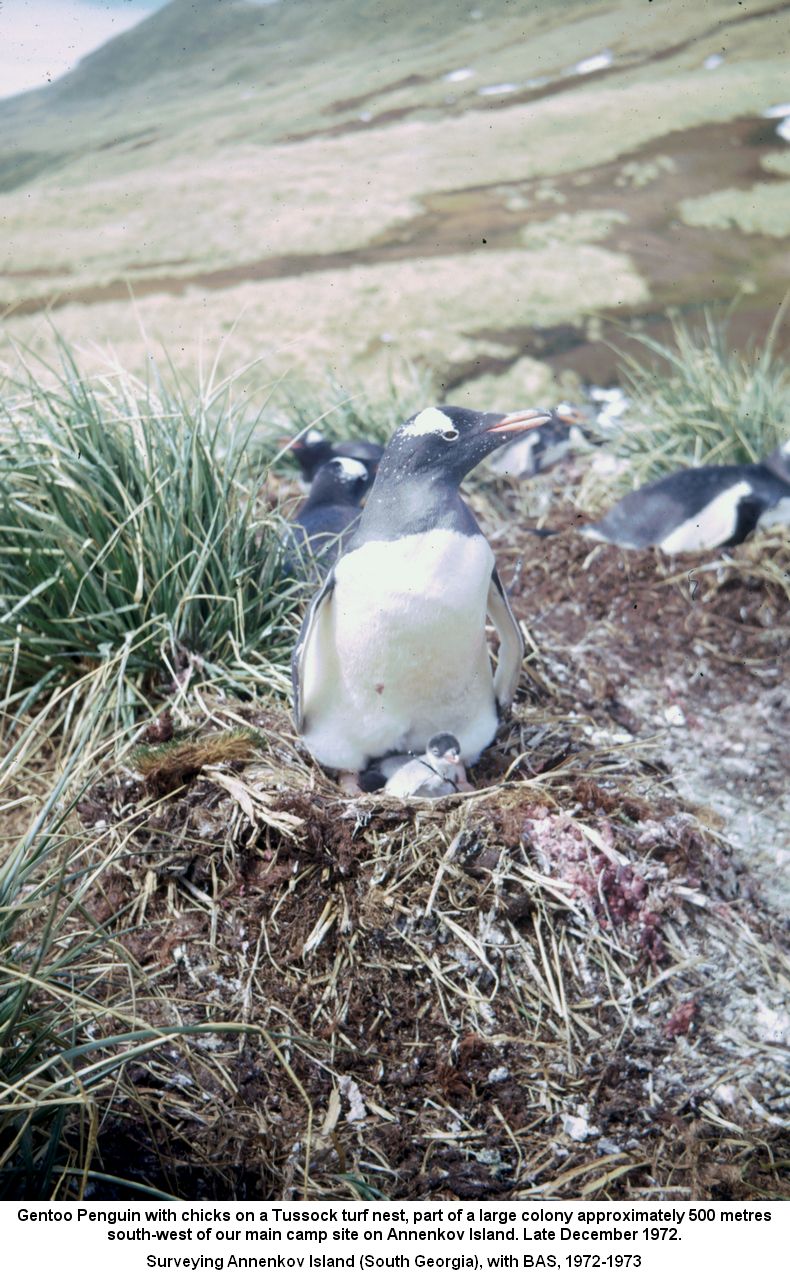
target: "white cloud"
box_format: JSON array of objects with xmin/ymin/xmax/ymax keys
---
[{"xmin": 0, "ymin": 1, "xmax": 164, "ymax": 99}]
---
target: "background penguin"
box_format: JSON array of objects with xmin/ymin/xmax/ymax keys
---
[
  {"xmin": 383, "ymin": 733, "xmax": 472, "ymax": 798},
  {"xmin": 284, "ymin": 456, "xmax": 374, "ymax": 576},
  {"xmin": 487, "ymin": 404, "xmax": 591, "ymax": 479},
  {"xmin": 581, "ymin": 441, "xmax": 790, "ymax": 552},
  {"xmin": 284, "ymin": 426, "xmax": 384, "ymax": 483},
  {"xmin": 292, "ymin": 404, "xmax": 551, "ymax": 777}
]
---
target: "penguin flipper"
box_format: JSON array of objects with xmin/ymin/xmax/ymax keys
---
[
  {"xmin": 487, "ymin": 567, "xmax": 524, "ymax": 710},
  {"xmin": 291, "ymin": 570, "xmax": 336, "ymax": 732}
]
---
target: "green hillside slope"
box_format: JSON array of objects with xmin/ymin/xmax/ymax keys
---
[{"xmin": 1, "ymin": 0, "xmax": 789, "ymax": 394}]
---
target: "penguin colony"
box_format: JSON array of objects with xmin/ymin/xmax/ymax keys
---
[{"xmin": 282, "ymin": 413, "xmax": 790, "ymax": 796}]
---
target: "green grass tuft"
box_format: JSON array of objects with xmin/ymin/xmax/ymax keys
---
[
  {"xmin": 0, "ymin": 341, "xmax": 303, "ymax": 716},
  {"xmin": 267, "ymin": 365, "xmax": 435, "ymax": 458},
  {"xmin": 610, "ymin": 307, "xmax": 790, "ymax": 482}
]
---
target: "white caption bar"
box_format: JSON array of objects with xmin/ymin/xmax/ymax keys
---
[{"xmin": 2, "ymin": 1201, "xmax": 786, "ymax": 1273}]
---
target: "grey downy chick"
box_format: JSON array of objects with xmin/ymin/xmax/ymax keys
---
[{"xmin": 383, "ymin": 733, "xmax": 473, "ymax": 798}]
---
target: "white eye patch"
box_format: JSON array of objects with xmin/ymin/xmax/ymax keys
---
[
  {"xmin": 402, "ymin": 407, "xmax": 455, "ymax": 437},
  {"xmin": 304, "ymin": 428, "xmax": 324, "ymax": 446},
  {"xmin": 331, "ymin": 457, "xmax": 369, "ymax": 482}
]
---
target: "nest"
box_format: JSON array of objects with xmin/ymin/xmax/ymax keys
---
[{"xmin": 58, "ymin": 655, "xmax": 788, "ymax": 1201}]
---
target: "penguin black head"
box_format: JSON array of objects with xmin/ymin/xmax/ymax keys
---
[
  {"xmin": 305, "ymin": 456, "xmax": 374, "ymax": 508},
  {"xmin": 426, "ymin": 732, "xmax": 462, "ymax": 764},
  {"xmin": 379, "ymin": 405, "xmax": 553, "ymax": 485},
  {"xmin": 285, "ymin": 428, "xmax": 332, "ymax": 476},
  {"xmin": 284, "ymin": 427, "xmax": 384, "ymax": 482}
]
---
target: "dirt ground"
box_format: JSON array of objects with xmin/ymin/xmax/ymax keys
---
[
  {"xmin": 63, "ymin": 472, "xmax": 789, "ymax": 1203},
  {"xmin": 498, "ymin": 498, "xmax": 790, "ymax": 912}
]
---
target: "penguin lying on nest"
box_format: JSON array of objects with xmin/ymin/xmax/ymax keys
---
[
  {"xmin": 284, "ymin": 426, "xmax": 384, "ymax": 484},
  {"xmin": 487, "ymin": 405, "xmax": 590, "ymax": 479},
  {"xmin": 285, "ymin": 456, "xmax": 374, "ymax": 576},
  {"xmin": 292, "ymin": 404, "xmax": 552, "ymax": 782},
  {"xmin": 582, "ymin": 441, "xmax": 790, "ymax": 552},
  {"xmin": 359, "ymin": 732, "xmax": 472, "ymax": 797}
]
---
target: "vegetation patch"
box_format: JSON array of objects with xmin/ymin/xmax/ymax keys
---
[
  {"xmin": 679, "ymin": 182, "xmax": 790, "ymax": 238},
  {"xmin": 0, "ymin": 344, "xmax": 301, "ymax": 710},
  {"xmin": 591, "ymin": 309, "xmax": 790, "ymax": 486}
]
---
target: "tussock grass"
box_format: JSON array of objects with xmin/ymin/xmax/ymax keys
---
[
  {"xmin": 246, "ymin": 365, "xmax": 433, "ymax": 475},
  {"xmin": 0, "ymin": 342, "xmax": 301, "ymax": 719},
  {"xmin": 273, "ymin": 366, "xmax": 434, "ymax": 450},
  {"xmin": 131, "ymin": 727, "xmax": 261, "ymax": 792},
  {"xmin": 609, "ymin": 307, "xmax": 790, "ymax": 482}
]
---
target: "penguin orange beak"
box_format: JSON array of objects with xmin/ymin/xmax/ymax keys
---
[
  {"xmin": 485, "ymin": 408, "xmax": 553, "ymax": 435},
  {"xmin": 555, "ymin": 407, "xmax": 586, "ymax": 427}
]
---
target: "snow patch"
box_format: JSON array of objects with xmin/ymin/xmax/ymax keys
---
[
  {"xmin": 570, "ymin": 51, "xmax": 613, "ymax": 76},
  {"xmin": 478, "ymin": 82, "xmax": 520, "ymax": 96}
]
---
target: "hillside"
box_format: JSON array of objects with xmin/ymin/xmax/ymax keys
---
[{"xmin": 1, "ymin": 0, "xmax": 790, "ymax": 396}]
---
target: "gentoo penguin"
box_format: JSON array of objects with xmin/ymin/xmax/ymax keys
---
[
  {"xmin": 487, "ymin": 405, "xmax": 590, "ymax": 479},
  {"xmin": 285, "ymin": 427, "xmax": 384, "ymax": 483},
  {"xmin": 383, "ymin": 733, "xmax": 472, "ymax": 798},
  {"xmin": 291, "ymin": 404, "xmax": 552, "ymax": 774},
  {"xmin": 581, "ymin": 441, "xmax": 790, "ymax": 553},
  {"xmin": 285, "ymin": 456, "xmax": 374, "ymax": 575}
]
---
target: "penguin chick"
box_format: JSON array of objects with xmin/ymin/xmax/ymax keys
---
[
  {"xmin": 292, "ymin": 404, "xmax": 552, "ymax": 773},
  {"xmin": 286, "ymin": 456, "xmax": 374, "ymax": 575},
  {"xmin": 581, "ymin": 441, "xmax": 790, "ymax": 552},
  {"xmin": 383, "ymin": 732, "xmax": 472, "ymax": 798},
  {"xmin": 487, "ymin": 405, "xmax": 590, "ymax": 479},
  {"xmin": 284, "ymin": 427, "xmax": 384, "ymax": 483}
]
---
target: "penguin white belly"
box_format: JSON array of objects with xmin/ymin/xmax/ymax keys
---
[
  {"xmin": 301, "ymin": 530, "xmax": 498, "ymax": 769},
  {"xmin": 659, "ymin": 480, "xmax": 752, "ymax": 553}
]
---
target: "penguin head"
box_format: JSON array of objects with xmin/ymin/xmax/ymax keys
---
[
  {"xmin": 282, "ymin": 427, "xmax": 333, "ymax": 479},
  {"xmin": 764, "ymin": 439, "xmax": 790, "ymax": 485},
  {"xmin": 381, "ymin": 405, "xmax": 553, "ymax": 484},
  {"xmin": 426, "ymin": 732, "xmax": 462, "ymax": 764},
  {"xmin": 284, "ymin": 427, "xmax": 327, "ymax": 455},
  {"xmin": 307, "ymin": 456, "xmax": 374, "ymax": 507}
]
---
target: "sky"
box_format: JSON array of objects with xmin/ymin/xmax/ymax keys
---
[{"xmin": 0, "ymin": 0, "xmax": 169, "ymax": 99}]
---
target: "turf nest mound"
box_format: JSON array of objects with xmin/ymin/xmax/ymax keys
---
[{"xmin": 25, "ymin": 655, "xmax": 786, "ymax": 1201}]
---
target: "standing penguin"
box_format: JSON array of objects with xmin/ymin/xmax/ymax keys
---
[
  {"xmin": 285, "ymin": 456, "xmax": 374, "ymax": 575},
  {"xmin": 292, "ymin": 405, "xmax": 552, "ymax": 775},
  {"xmin": 581, "ymin": 441, "xmax": 790, "ymax": 552},
  {"xmin": 284, "ymin": 427, "xmax": 384, "ymax": 483}
]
